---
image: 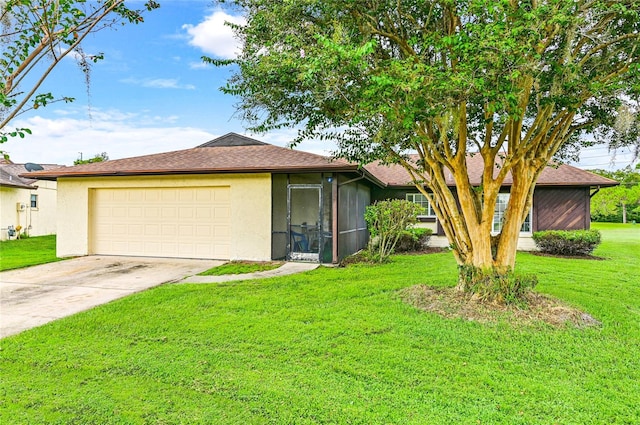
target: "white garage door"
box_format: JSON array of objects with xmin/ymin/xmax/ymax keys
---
[{"xmin": 91, "ymin": 187, "xmax": 231, "ymax": 259}]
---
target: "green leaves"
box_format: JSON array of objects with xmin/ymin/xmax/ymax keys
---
[
  {"xmin": 364, "ymin": 199, "xmax": 423, "ymax": 262},
  {"xmin": 0, "ymin": 127, "xmax": 32, "ymax": 143}
]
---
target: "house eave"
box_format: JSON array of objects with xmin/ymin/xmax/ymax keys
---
[
  {"xmin": 0, "ymin": 181, "xmax": 35, "ymax": 189},
  {"xmin": 382, "ymin": 181, "xmax": 620, "ymax": 190},
  {"xmin": 30, "ymin": 165, "xmax": 376, "ymax": 181}
]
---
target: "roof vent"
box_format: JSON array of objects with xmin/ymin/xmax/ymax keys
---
[{"xmin": 197, "ymin": 132, "xmax": 268, "ymax": 148}]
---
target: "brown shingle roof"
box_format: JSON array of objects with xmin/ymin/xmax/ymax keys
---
[
  {"xmin": 22, "ymin": 133, "xmax": 617, "ymax": 188},
  {"xmin": 1, "ymin": 163, "xmax": 63, "ymax": 189},
  {"xmin": 365, "ymin": 154, "xmax": 618, "ymax": 187},
  {"xmin": 23, "ymin": 135, "xmax": 357, "ymax": 180}
]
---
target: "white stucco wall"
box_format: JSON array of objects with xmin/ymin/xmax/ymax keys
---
[
  {"xmin": 56, "ymin": 174, "xmax": 272, "ymax": 260},
  {"xmin": 429, "ymin": 235, "xmax": 538, "ymax": 251},
  {"xmin": 414, "ymin": 221, "xmax": 438, "ymax": 233},
  {"xmin": 0, "ymin": 180, "xmax": 57, "ymax": 240}
]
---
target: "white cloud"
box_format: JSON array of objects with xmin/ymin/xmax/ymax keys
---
[
  {"xmin": 189, "ymin": 61, "xmax": 211, "ymax": 70},
  {"xmin": 3, "ymin": 109, "xmax": 217, "ymax": 165},
  {"xmin": 144, "ymin": 78, "xmax": 196, "ymax": 90},
  {"xmin": 120, "ymin": 77, "xmax": 196, "ymax": 90},
  {"xmin": 3, "ymin": 108, "xmax": 335, "ymax": 167},
  {"xmin": 183, "ymin": 10, "xmax": 245, "ymax": 59}
]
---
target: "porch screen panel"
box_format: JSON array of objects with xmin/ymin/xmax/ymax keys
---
[
  {"xmin": 338, "ymin": 183, "xmax": 356, "ymax": 259},
  {"xmin": 338, "ymin": 181, "xmax": 370, "ymax": 260},
  {"xmin": 322, "ymin": 177, "xmax": 334, "ymax": 263},
  {"xmin": 356, "ymin": 184, "xmax": 370, "ymax": 249}
]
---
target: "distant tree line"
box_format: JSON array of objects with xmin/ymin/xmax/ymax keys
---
[{"xmin": 590, "ymin": 166, "xmax": 640, "ymax": 224}]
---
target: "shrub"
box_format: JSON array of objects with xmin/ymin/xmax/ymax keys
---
[
  {"xmin": 459, "ymin": 265, "xmax": 538, "ymax": 306},
  {"xmin": 364, "ymin": 199, "xmax": 423, "ymax": 262},
  {"xmin": 339, "ymin": 249, "xmax": 375, "ymax": 267},
  {"xmin": 532, "ymin": 229, "xmax": 602, "ymax": 256},
  {"xmin": 395, "ymin": 227, "xmax": 433, "ymax": 252}
]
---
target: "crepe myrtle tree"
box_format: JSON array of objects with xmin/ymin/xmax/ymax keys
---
[
  {"xmin": 209, "ymin": 0, "xmax": 640, "ymax": 295},
  {"xmin": 0, "ymin": 0, "xmax": 159, "ymax": 147}
]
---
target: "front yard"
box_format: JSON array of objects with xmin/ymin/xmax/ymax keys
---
[
  {"xmin": 0, "ymin": 223, "xmax": 639, "ymax": 424},
  {"xmin": 0, "ymin": 235, "xmax": 61, "ymax": 271}
]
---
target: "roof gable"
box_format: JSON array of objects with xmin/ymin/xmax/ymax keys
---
[{"xmin": 197, "ymin": 133, "xmax": 267, "ymax": 148}]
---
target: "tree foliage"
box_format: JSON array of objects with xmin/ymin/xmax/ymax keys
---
[
  {"xmin": 74, "ymin": 151, "xmax": 108, "ymax": 165},
  {"xmin": 0, "ymin": 0, "xmax": 159, "ymax": 146},
  {"xmin": 212, "ymin": 0, "xmax": 640, "ymax": 294}
]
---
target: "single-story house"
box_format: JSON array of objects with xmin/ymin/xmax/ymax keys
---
[
  {"xmin": 1, "ymin": 159, "xmax": 60, "ymax": 240},
  {"xmin": 366, "ymin": 154, "xmax": 619, "ymax": 250},
  {"xmin": 24, "ymin": 133, "xmax": 617, "ymax": 262}
]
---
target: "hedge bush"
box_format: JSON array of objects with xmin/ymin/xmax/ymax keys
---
[
  {"xmin": 532, "ymin": 229, "xmax": 602, "ymax": 256},
  {"xmin": 395, "ymin": 227, "xmax": 433, "ymax": 252}
]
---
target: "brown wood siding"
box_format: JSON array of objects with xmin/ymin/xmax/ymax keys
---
[{"xmin": 533, "ymin": 187, "xmax": 590, "ymax": 231}]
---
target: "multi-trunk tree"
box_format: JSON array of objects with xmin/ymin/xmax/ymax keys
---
[
  {"xmin": 211, "ymin": 0, "xmax": 640, "ymax": 297},
  {"xmin": 1, "ymin": 0, "xmax": 159, "ymax": 147}
]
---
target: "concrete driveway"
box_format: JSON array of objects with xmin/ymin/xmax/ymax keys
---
[{"xmin": 0, "ymin": 256, "xmax": 221, "ymax": 338}]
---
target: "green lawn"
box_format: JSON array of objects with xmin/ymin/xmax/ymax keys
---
[
  {"xmin": 1, "ymin": 224, "xmax": 639, "ymax": 424},
  {"xmin": 0, "ymin": 235, "xmax": 62, "ymax": 271},
  {"xmin": 198, "ymin": 261, "xmax": 283, "ymax": 276}
]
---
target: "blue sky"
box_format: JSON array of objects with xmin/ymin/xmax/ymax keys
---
[
  {"xmin": 4, "ymin": 1, "xmax": 317, "ymax": 165},
  {"xmin": 2, "ymin": 0, "xmax": 637, "ymax": 170}
]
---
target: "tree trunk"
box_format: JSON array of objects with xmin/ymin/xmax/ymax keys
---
[
  {"xmin": 444, "ymin": 161, "xmax": 541, "ymax": 302},
  {"xmin": 622, "ymin": 202, "xmax": 627, "ymax": 224}
]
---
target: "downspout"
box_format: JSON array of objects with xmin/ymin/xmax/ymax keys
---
[{"xmin": 588, "ymin": 186, "xmax": 601, "ymax": 229}]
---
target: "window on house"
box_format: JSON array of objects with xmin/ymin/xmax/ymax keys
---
[
  {"xmin": 406, "ymin": 193, "xmax": 436, "ymax": 217},
  {"xmin": 30, "ymin": 194, "xmax": 38, "ymax": 209},
  {"xmin": 492, "ymin": 193, "xmax": 531, "ymax": 233}
]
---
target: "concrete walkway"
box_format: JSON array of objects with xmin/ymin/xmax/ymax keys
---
[
  {"xmin": 177, "ymin": 262, "xmax": 320, "ymax": 283},
  {"xmin": 0, "ymin": 256, "xmax": 219, "ymax": 338}
]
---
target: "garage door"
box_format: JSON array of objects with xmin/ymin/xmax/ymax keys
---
[{"xmin": 90, "ymin": 187, "xmax": 231, "ymax": 259}]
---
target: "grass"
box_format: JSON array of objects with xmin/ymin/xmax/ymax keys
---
[
  {"xmin": 198, "ymin": 261, "xmax": 283, "ymax": 276},
  {"xmin": 0, "ymin": 223, "xmax": 639, "ymax": 424},
  {"xmin": 0, "ymin": 235, "xmax": 62, "ymax": 271}
]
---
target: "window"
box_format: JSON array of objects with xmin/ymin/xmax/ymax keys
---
[
  {"xmin": 406, "ymin": 193, "xmax": 436, "ymax": 217},
  {"xmin": 30, "ymin": 194, "xmax": 38, "ymax": 209},
  {"xmin": 492, "ymin": 193, "xmax": 531, "ymax": 233}
]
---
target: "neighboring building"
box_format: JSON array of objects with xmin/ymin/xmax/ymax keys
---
[
  {"xmin": 24, "ymin": 133, "xmax": 617, "ymax": 262},
  {"xmin": 1, "ymin": 159, "xmax": 62, "ymax": 240}
]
